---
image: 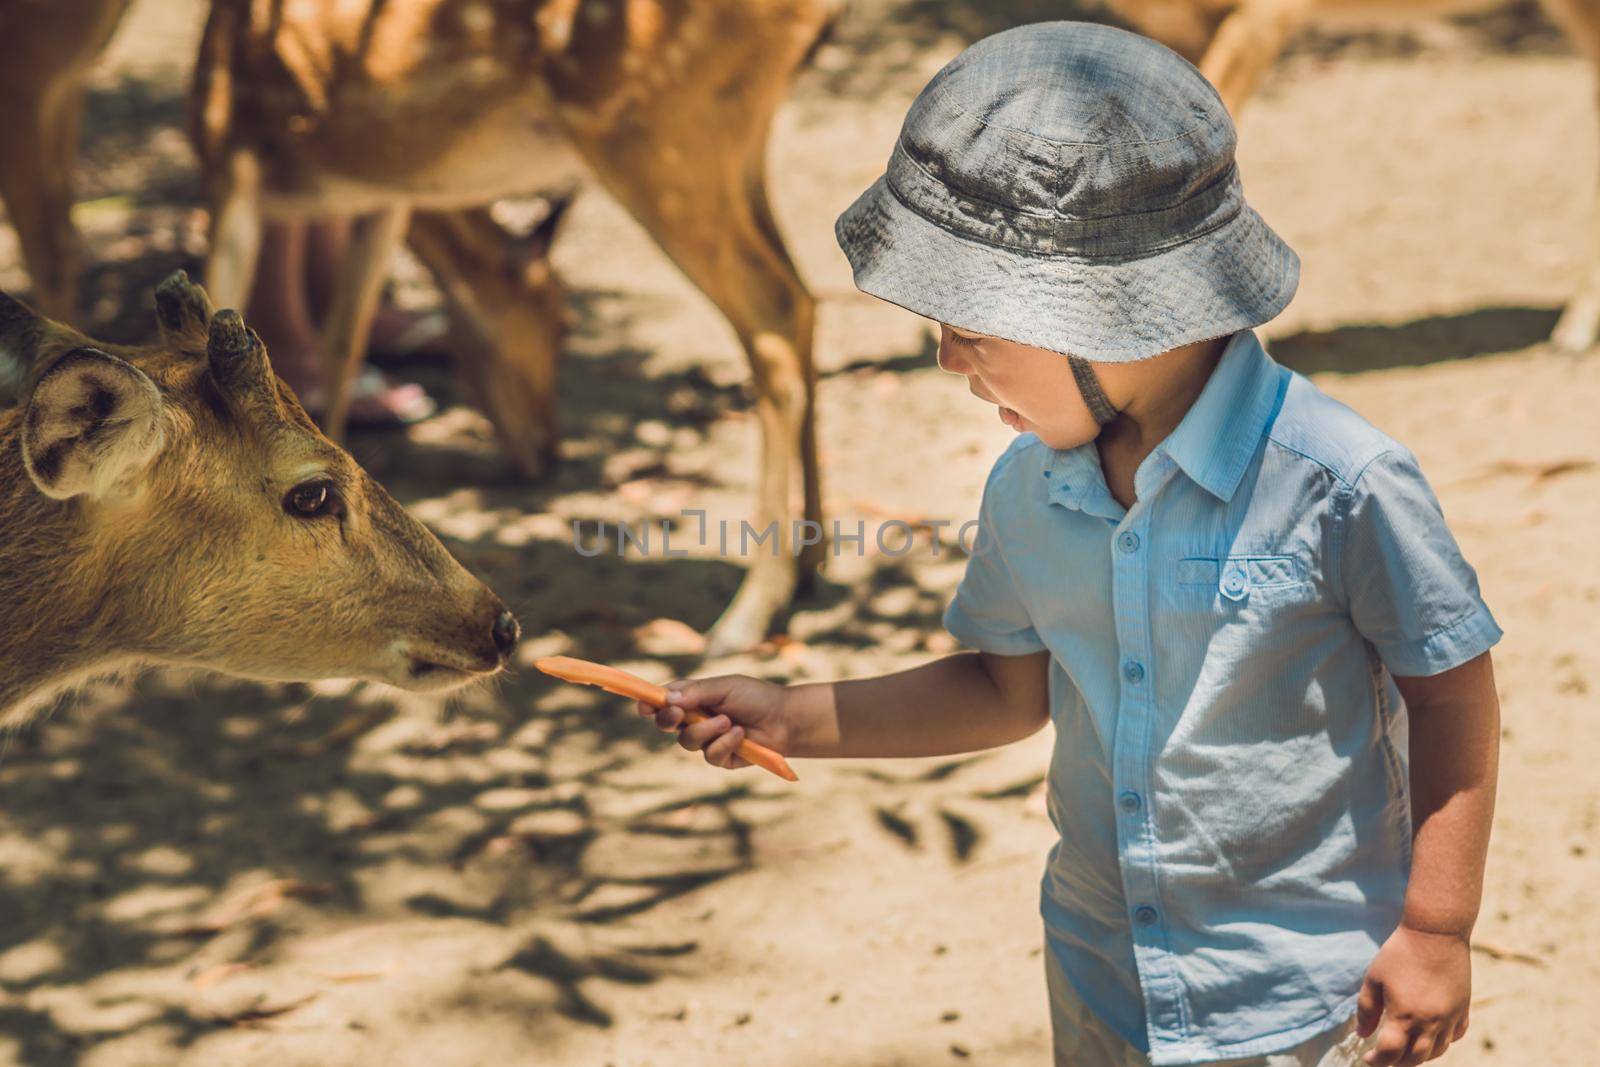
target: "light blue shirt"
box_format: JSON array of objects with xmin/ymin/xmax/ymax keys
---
[{"xmin": 942, "ymin": 329, "xmax": 1503, "ymax": 1065}]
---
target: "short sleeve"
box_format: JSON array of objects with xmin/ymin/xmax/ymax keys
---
[
  {"xmin": 1338, "ymin": 447, "xmax": 1503, "ymax": 677},
  {"xmin": 943, "ymin": 461, "xmax": 1048, "ymax": 657}
]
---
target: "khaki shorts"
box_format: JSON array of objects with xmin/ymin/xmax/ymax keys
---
[{"xmin": 1044, "ymin": 943, "xmax": 1380, "ymax": 1067}]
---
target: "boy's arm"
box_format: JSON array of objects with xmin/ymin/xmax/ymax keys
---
[
  {"xmin": 1395, "ymin": 650, "xmax": 1500, "ymax": 938},
  {"xmin": 665, "ymin": 451, "xmax": 1049, "ymax": 766},
  {"xmin": 787, "ymin": 648, "xmax": 1051, "ymax": 759},
  {"xmin": 1357, "ymin": 650, "xmax": 1500, "ymax": 1067}
]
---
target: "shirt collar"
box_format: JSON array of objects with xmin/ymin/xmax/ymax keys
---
[
  {"xmin": 1045, "ymin": 330, "xmax": 1287, "ymax": 508},
  {"xmin": 1045, "ymin": 443, "xmax": 1111, "ymax": 515},
  {"xmin": 1158, "ymin": 329, "xmax": 1287, "ymax": 501}
]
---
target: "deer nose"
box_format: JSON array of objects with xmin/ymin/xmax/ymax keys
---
[{"xmin": 492, "ymin": 610, "xmax": 521, "ymax": 658}]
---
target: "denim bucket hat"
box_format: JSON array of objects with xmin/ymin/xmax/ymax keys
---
[{"xmin": 834, "ymin": 21, "xmax": 1299, "ymax": 363}]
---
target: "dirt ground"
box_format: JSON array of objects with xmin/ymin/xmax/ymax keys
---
[{"xmin": 0, "ymin": 1, "xmax": 1597, "ymax": 1065}]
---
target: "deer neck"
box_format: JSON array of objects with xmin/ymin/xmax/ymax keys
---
[{"xmin": 0, "ymin": 427, "xmax": 127, "ymax": 726}]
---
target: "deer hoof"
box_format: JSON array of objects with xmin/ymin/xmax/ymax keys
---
[
  {"xmin": 703, "ymin": 593, "xmax": 784, "ymax": 658},
  {"xmin": 703, "ymin": 617, "xmax": 767, "ymax": 659}
]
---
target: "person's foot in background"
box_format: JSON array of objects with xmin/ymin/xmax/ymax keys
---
[{"xmin": 245, "ymin": 217, "xmax": 435, "ymax": 429}]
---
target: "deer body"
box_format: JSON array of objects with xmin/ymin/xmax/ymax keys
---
[
  {"xmin": 196, "ymin": 0, "xmax": 838, "ymax": 654},
  {"xmin": 0, "ymin": 273, "xmax": 519, "ymax": 727},
  {"xmin": 212, "ymin": 39, "xmax": 585, "ymax": 214}
]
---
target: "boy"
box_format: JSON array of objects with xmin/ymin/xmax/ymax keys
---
[{"xmin": 638, "ymin": 22, "xmax": 1502, "ymax": 1067}]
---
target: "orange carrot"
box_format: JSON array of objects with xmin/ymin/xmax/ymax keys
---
[{"xmin": 533, "ymin": 655, "xmax": 799, "ymax": 782}]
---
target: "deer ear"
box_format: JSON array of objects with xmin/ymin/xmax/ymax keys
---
[
  {"xmin": 154, "ymin": 269, "xmax": 214, "ymax": 343},
  {"xmin": 22, "ymin": 348, "xmax": 166, "ymax": 501}
]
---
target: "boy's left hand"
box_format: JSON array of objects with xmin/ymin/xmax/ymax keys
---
[{"xmin": 1357, "ymin": 924, "xmax": 1472, "ymax": 1066}]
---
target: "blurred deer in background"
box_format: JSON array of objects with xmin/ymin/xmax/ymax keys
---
[
  {"xmin": 192, "ymin": 0, "xmax": 840, "ymax": 655},
  {"xmin": 0, "ymin": 0, "xmax": 133, "ymax": 321},
  {"xmin": 1106, "ymin": 0, "xmax": 1600, "ymax": 350},
  {"xmin": 0, "ymin": 271, "xmax": 520, "ymax": 728}
]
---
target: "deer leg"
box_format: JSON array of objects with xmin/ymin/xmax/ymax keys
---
[
  {"xmin": 580, "ymin": 142, "xmax": 817, "ymax": 655},
  {"xmin": 1538, "ymin": 0, "xmax": 1600, "ymax": 351},
  {"xmin": 1197, "ymin": 0, "xmax": 1311, "ymax": 115},
  {"xmin": 1550, "ymin": 183, "xmax": 1600, "ymax": 351},
  {"xmin": 406, "ymin": 207, "xmax": 566, "ymax": 478},
  {"xmin": 320, "ymin": 205, "xmax": 411, "ymax": 441},
  {"xmin": 43, "ymin": 78, "xmax": 88, "ymax": 319},
  {"xmin": 744, "ymin": 153, "xmax": 824, "ymax": 592},
  {"xmin": 204, "ymin": 151, "xmax": 264, "ymax": 313},
  {"xmin": 0, "ymin": 82, "xmax": 82, "ymax": 320}
]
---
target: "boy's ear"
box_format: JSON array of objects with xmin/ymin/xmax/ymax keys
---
[{"xmin": 22, "ymin": 348, "xmax": 166, "ymax": 501}]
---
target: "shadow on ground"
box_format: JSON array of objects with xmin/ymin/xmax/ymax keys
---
[
  {"xmin": 1269, "ymin": 305, "xmax": 1562, "ymax": 375},
  {"xmin": 0, "ymin": 658, "xmax": 759, "ymax": 1060}
]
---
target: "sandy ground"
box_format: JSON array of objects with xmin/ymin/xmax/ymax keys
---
[{"xmin": 0, "ymin": 1, "xmax": 1597, "ymax": 1065}]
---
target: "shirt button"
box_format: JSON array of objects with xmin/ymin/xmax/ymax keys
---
[
  {"xmin": 1224, "ymin": 573, "xmax": 1246, "ymax": 594},
  {"xmin": 1118, "ymin": 791, "xmax": 1141, "ymax": 814},
  {"xmin": 1123, "ymin": 660, "xmax": 1145, "ymax": 683},
  {"xmin": 1134, "ymin": 905, "xmax": 1159, "ymax": 927},
  {"xmin": 1117, "ymin": 531, "xmax": 1140, "ymax": 554}
]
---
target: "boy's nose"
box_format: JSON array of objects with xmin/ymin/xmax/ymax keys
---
[{"xmin": 936, "ymin": 335, "xmax": 968, "ymax": 375}]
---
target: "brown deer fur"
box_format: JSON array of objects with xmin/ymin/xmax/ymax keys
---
[{"xmin": 0, "ymin": 272, "xmax": 516, "ymax": 727}]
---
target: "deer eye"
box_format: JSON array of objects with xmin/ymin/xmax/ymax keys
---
[{"xmin": 285, "ymin": 480, "xmax": 341, "ymax": 519}]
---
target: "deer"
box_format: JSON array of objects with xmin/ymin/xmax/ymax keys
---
[
  {"xmin": 1103, "ymin": 0, "xmax": 1600, "ymax": 350},
  {"xmin": 190, "ymin": 0, "xmax": 841, "ymax": 656},
  {"xmin": 0, "ymin": 270, "xmax": 521, "ymax": 728},
  {"xmin": 0, "ymin": 0, "xmax": 133, "ymax": 321}
]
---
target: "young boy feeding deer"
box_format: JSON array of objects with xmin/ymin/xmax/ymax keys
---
[{"xmin": 639, "ymin": 22, "xmax": 1503, "ymax": 1067}]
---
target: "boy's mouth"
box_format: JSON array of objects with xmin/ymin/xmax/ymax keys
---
[{"xmin": 999, "ymin": 405, "xmax": 1026, "ymax": 431}]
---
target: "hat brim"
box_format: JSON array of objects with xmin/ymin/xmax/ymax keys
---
[{"xmin": 834, "ymin": 174, "xmax": 1300, "ymax": 363}]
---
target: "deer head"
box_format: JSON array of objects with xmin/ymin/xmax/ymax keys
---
[{"xmin": 0, "ymin": 271, "xmax": 520, "ymax": 723}]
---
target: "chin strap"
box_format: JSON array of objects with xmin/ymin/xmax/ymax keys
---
[{"xmin": 1068, "ymin": 353, "xmax": 1119, "ymax": 426}]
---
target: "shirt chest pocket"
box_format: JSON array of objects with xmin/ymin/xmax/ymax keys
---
[{"xmin": 1174, "ymin": 554, "xmax": 1312, "ymax": 604}]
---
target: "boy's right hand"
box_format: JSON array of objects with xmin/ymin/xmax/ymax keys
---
[{"xmin": 636, "ymin": 675, "xmax": 791, "ymax": 771}]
